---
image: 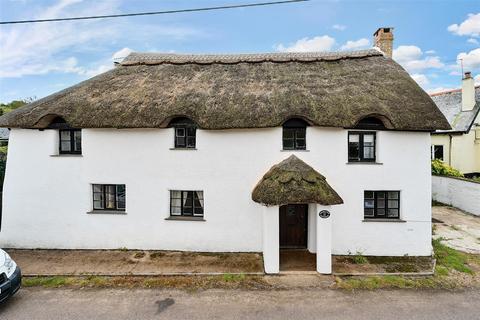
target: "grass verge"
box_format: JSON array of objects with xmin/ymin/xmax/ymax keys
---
[
  {"xmin": 336, "ymin": 239, "xmax": 480, "ymax": 290},
  {"xmin": 22, "ymin": 274, "xmax": 270, "ymax": 290}
]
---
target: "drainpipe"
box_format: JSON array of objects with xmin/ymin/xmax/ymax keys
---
[{"xmin": 449, "ymin": 134, "xmax": 453, "ymax": 167}]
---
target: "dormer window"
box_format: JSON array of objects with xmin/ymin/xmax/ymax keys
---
[
  {"xmin": 282, "ymin": 118, "xmax": 308, "ymax": 150},
  {"xmin": 47, "ymin": 117, "xmax": 82, "ymax": 155},
  {"xmin": 60, "ymin": 129, "xmax": 82, "ymax": 154},
  {"xmin": 169, "ymin": 117, "xmax": 197, "ymax": 149}
]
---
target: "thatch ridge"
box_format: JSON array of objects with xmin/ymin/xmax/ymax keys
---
[
  {"xmin": 252, "ymin": 155, "xmax": 343, "ymax": 206},
  {"xmin": 0, "ymin": 51, "xmax": 450, "ymax": 131}
]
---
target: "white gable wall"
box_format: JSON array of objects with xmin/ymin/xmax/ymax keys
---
[{"xmin": 0, "ymin": 127, "xmax": 432, "ymax": 256}]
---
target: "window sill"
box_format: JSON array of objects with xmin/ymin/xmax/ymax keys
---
[
  {"xmin": 87, "ymin": 210, "xmax": 127, "ymax": 215},
  {"xmin": 362, "ymin": 218, "xmax": 406, "ymax": 223},
  {"xmin": 281, "ymin": 149, "xmax": 310, "ymax": 152},
  {"xmin": 169, "ymin": 148, "xmax": 197, "ymax": 151},
  {"xmin": 165, "ymin": 216, "xmax": 205, "ymax": 222},
  {"xmin": 346, "ymin": 162, "xmax": 382, "ymax": 165},
  {"xmin": 50, "ymin": 154, "xmax": 83, "ymax": 157}
]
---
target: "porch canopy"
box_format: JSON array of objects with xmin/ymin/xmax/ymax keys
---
[{"xmin": 252, "ymin": 155, "xmax": 343, "ymax": 207}]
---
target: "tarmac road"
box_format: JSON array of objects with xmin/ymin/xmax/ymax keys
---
[{"xmin": 1, "ymin": 287, "xmax": 479, "ymax": 320}]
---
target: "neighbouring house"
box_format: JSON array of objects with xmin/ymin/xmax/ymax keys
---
[
  {"xmin": 0, "ymin": 28, "xmax": 450, "ymax": 274},
  {"xmin": 0, "ymin": 128, "xmax": 9, "ymax": 147},
  {"xmin": 430, "ymin": 72, "xmax": 480, "ymax": 178}
]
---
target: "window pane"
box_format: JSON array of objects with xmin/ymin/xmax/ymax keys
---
[
  {"xmin": 105, "ymin": 185, "xmax": 116, "ymax": 209},
  {"xmin": 295, "ymin": 129, "xmax": 306, "ymax": 140},
  {"xmin": 377, "ymin": 192, "xmax": 385, "ymax": 199},
  {"xmin": 364, "ymin": 134, "xmax": 374, "ymax": 143},
  {"xmin": 61, "ymin": 141, "xmax": 71, "ymax": 151},
  {"xmin": 74, "ymin": 130, "xmax": 82, "ymax": 152},
  {"xmin": 116, "ymin": 185, "xmax": 126, "ymax": 210},
  {"xmin": 296, "ymin": 138, "xmax": 306, "ymax": 149},
  {"xmin": 93, "ymin": 200, "xmax": 104, "ymax": 210},
  {"xmin": 364, "ymin": 191, "xmax": 374, "ymax": 199},
  {"xmin": 364, "ymin": 199, "xmax": 374, "ymax": 209},
  {"xmin": 283, "ymin": 129, "xmax": 294, "ymax": 139},
  {"xmin": 434, "ymin": 146, "xmax": 443, "ymax": 161},
  {"xmin": 186, "ymin": 137, "xmax": 196, "ymax": 148},
  {"xmin": 176, "ymin": 136, "xmax": 186, "ymax": 147},
  {"xmin": 387, "ymin": 208, "xmax": 399, "ymax": 218},
  {"xmin": 171, "ymin": 207, "xmax": 182, "ymax": 215},
  {"xmin": 363, "ymin": 146, "xmax": 375, "ymax": 159},
  {"xmin": 60, "ymin": 130, "xmax": 71, "ymax": 140},
  {"xmin": 388, "ymin": 200, "xmax": 399, "ymax": 209},
  {"xmin": 377, "ymin": 199, "xmax": 385, "ymax": 208},
  {"xmin": 186, "ymin": 127, "xmax": 196, "ymax": 137},
  {"xmin": 171, "ymin": 190, "xmax": 181, "ymax": 199},
  {"xmin": 93, "ymin": 184, "xmax": 103, "ymax": 193},
  {"xmin": 348, "ymin": 142, "xmax": 359, "ymax": 160},
  {"xmin": 364, "ymin": 208, "xmax": 374, "ymax": 217},
  {"xmin": 377, "ymin": 208, "xmax": 386, "ymax": 216},
  {"xmin": 283, "ymin": 139, "xmax": 294, "ymax": 150},
  {"xmin": 388, "ymin": 192, "xmax": 399, "ymax": 200},
  {"xmin": 175, "ymin": 128, "xmax": 185, "ymax": 137},
  {"xmin": 194, "ymin": 191, "xmax": 204, "ymax": 206},
  {"xmin": 348, "ymin": 134, "xmax": 359, "ymax": 143}
]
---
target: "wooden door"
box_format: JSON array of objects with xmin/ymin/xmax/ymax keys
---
[{"xmin": 279, "ymin": 204, "xmax": 308, "ymax": 249}]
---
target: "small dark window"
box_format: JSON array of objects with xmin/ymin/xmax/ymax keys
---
[
  {"xmin": 169, "ymin": 118, "xmax": 197, "ymax": 149},
  {"xmin": 59, "ymin": 129, "xmax": 81, "ymax": 154},
  {"xmin": 170, "ymin": 190, "xmax": 204, "ymax": 217},
  {"xmin": 431, "ymin": 145, "xmax": 444, "ymax": 161},
  {"xmin": 348, "ymin": 132, "xmax": 376, "ymax": 162},
  {"xmin": 364, "ymin": 191, "xmax": 400, "ymax": 219},
  {"xmin": 282, "ymin": 118, "xmax": 307, "ymax": 150},
  {"xmin": 355, "ymin": 117, "xmax": 386, "ymax": 130},
  {"xmin": 92, "ymin": 184, "xmax": 126, "ymax": 211}
]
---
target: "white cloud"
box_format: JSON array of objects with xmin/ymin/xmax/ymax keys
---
[
  {"xmin": 457, "ymin": 48, "xmax": 480, "ymax": 70},
  {"xmin": 425, "ymin": 50, "xmax": 436, "ymax": 54},
  {"xmin": 340, "ymin": 38, "xmax": 370, "ymax": 50},
  {"xmin": 112, "ymin": 47, "xmax": 134, "ymax": 62},
  {"xmin": 0, "ymin": 0, "xmax": 203, "ymax": 78},
  {"xmin": 467, "ymin": 38, "xmax": 479, "ymax": 45},
  {"xmin": 332, "ymin": 24, "xmax": 346, "ymax": 31},
  {"xmin": 393, "ymin": 45, "xmax": 444, "ymax": 72},
  {"xmin": 411, "ymin": 73, "xmax": 429, "ymax": 86},
  {"xmin": 448, "ymin": 13, "xmax": 480, "ymax": 37},
  {"xmin": 276, "ymin": 35, "xmax": 336, "ymax": 52},
  {"xmin": 475, "ymin": 74, "xmax": 480, "ymax": 85}
]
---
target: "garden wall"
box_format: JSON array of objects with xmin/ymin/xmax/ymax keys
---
[{"xmin": 432, "ymin": 175, "xmax": 480, "ymax": 216}]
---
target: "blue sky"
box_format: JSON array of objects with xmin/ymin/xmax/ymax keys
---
[{"xmin": 0, "ymin": 0, "xmax": 479, "ymax": 103}]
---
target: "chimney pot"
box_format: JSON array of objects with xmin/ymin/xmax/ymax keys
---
[
  {"xmin": 464, "ymin": 71, "xmax": 472, "ymax": 79},
  {"xmin": 373, "ymin": 27, "xmax": 394, "ymax": 58}
]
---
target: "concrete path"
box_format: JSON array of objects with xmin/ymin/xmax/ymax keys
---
[
  {"xmin": 1, "ymin": 288, "xmax": 479, "ymax": 320},
  {"xmin": 433, "ymin": 206, "xmax": 480, "ymax": 254}
]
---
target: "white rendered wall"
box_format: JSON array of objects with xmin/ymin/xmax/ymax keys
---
[
  {"xmin": 432, "ymin": 175, "xmax": 480, "ymax": 216},
  {"xmin": 1, "ymin": 127, "xmax": 432, "ymax": 256}
]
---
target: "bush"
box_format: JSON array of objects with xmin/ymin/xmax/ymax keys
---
[{"xmin": 431, "ymin": 159, "xmax": 463, "ymax": 178}]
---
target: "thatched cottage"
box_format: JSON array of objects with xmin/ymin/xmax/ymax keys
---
[{"xmin": 0, "ymin": 28, "xmax": 449, "ymax": 274}]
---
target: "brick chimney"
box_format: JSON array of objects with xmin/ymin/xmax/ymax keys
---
[
  {"xmin": 462, "ymin": 71, "xmax": 475, "ymax": 111},
  {"xmin": 373, "ymin": 27, "xmax": 394, "ymax": 58}
]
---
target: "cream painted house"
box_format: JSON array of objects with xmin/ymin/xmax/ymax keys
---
[
  {"xmin": 431, "ymin": 72, "xmax": 480, "ymax": 178},
  {"xmin": 0, "ymin": 29, "xmax": 450, "ymax": 274}
]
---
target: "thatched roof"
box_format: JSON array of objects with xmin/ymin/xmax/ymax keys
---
[
  {"xmin": 0, "ymin": 50, "xmax": 450, "ymax": 131},
  {"xmin": 252, "ymin": 155, "xmax": 343, "ymax": 206}
]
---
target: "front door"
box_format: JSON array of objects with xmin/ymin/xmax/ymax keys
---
[{"xmin": 279, "ymin": 204, "xmax": 308, "ymax": 249}]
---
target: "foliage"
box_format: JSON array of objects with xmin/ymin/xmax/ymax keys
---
[
  {"xmin": 431, "ymin": 159, "xmax": 463, "ymax": 177},
  {"xmin": 0, "ymin": 98, "xmax": 33, "ymax": 115},
  {"xmin": 433, "ymin": 238, "xmax": 473, "ymax": 274}
]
